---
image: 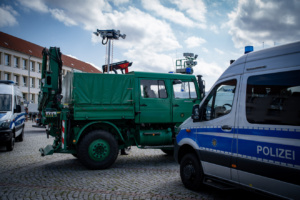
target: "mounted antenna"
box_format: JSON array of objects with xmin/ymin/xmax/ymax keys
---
[
  {"xmin": 94, "ymin": 29, "xmax": 126, "ymax": 73},
  {"xmin": 175, "ymin": 53, "xmax": 198, "ymax": 74}
]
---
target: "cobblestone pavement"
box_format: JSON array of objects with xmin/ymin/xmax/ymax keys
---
[{"xmin": 0, "ymin": 121, "xmax": 273, "ymax": 200}]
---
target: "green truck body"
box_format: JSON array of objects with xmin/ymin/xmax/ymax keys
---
[{"xmin": 39, "ymin": 47, "xmax": 204, "ymax": 169}]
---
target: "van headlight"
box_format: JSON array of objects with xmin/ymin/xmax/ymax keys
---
[{"xmin": 0, "ymin": 120, "xmax": 11, "ymax": 129}]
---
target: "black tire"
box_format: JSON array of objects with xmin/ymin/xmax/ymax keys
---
[
  {"xmin": 161, "ymin": 149, "xmax": 174, "ymax": 156},
  {"xmin": 6, "ymin": 136, "xmax": 15, "ymax": 151},
  {"xmin": 78, "ymin": 130, "xmax": 118, "ymax": 170},
  {"xmin": 16, "ymin": 125, "xmax": 25, "ymax": 142},
  {"xmin": 180, "ymin": 153, "xmax": 204, "ymax": 191}
]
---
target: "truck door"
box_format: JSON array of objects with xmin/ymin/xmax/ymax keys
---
[
  {"xmin": 172, "ymin": 80, "xmax": 200, "ymax": 123},
  {"xmin": 196, "ymin": 76, "xmax": 240, "ymax": 181},
  {"xmin": 139, "ymin": 79, "xmax": 171, "ymax": 123}
]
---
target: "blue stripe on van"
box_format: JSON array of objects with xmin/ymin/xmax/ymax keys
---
[{"xmin": 177, "ymin": 127, "xmax": 300, "ymax": 166}]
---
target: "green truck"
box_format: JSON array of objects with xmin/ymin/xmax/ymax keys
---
[{"xmin": 38, "ymin": 47, "xmax": 205, "ymax": 169}]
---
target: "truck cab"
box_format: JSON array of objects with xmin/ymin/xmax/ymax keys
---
[{"xmin": 0, "ymin": 80, "xmax": 25, "ymax": 151}]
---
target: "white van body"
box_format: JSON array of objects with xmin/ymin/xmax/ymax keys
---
[
  {"xmin": 0, "ymin": 80, "xmax": 25, "ymax": 151},
  {"xmin": 174, "ymin": 42, "xmax": 300, "ymax": 199}
]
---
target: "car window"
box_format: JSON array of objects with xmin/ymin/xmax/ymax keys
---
[
  {"xmin": 246, "ymin": 70, "xmax": 300, "ymax": 126},
  {"xmin": 140, "ymin": 80, "xmax": 167, "ymax": 99},
  {"xmin": 201, "ymin": 79, "xmax": 236, "ymax": 120},
  {"xmin": 173, "ymin": 81, "xmax": 197, "ymax": 99}
]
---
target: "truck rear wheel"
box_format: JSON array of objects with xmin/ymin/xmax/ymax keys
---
[
  {"xmin": 180, "ymin": 153, "xmax": 203, "ymax": 191},
  {"xmin": 78, "ymin": 130, "xmax": 118, "ymax": 170}
]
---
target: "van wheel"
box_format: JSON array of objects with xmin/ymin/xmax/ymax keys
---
[
  {"xmin": 6, "ymin": 136, "xmax": 15, "ymax": 151},
  {"xmin": 78, "ymin": 130, "xmax": 118, "ymax": 170},
  {"xmin": 180, "ymin": 153, "xmax": 203, "ymax": 191},
  {"xmin": 16, "ymin": 126, "xmax": 25, "ymax": 142}
]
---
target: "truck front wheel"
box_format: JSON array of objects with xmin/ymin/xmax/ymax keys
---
[
  {"xmin": 78, "ymin": 130, "xmax": 118, "ymax": 170},
  {"xmin": 180, "ymin": 153, "xmax": 204, "ymax": 191}
]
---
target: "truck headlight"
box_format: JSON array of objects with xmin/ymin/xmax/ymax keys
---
[{"xmin": 0, "ymin": 120, "xmax": 11, "ymax": 129}]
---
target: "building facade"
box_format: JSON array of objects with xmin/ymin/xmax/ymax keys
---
[{"xmin": 0, "ymin": 32, "xmax": 101, "ymax": 104}]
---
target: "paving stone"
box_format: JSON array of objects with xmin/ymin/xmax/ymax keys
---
[{"xmin": 0, "ymin": 121, "xmax": 267, "ymax": 200}]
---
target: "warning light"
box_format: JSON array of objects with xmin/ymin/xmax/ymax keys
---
[{"xmin": 245, "ymin": 46, "xmax": 254, "ymax": 54}]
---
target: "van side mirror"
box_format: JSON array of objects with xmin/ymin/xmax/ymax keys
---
[
  {"xmin": 14, "ymin": 105, "xmax": 21, "ymax": 113},
  {"xmin": 191, "ymin": 104, "xmax": 200, "ymax": 122}
]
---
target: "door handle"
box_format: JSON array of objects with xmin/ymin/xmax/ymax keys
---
[
  {"xmin": 221, "ymin": 125, "xmax": 232, "ymax": 131},
  {"xmin": 173, "ymin": 104, "xmax": 179, "ymax": 107},
  {"xmin": 140, "ymin": 104, "xmax": 147, "ymax": 107}
]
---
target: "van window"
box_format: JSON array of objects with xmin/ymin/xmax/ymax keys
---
[
  {"xmin": 0, "ymin": 94, "xmax": 12, "ymax": 111},
  {"xmin": 246, "ymin": 70, "xmax": 300, "ymax": 126},
  {"xmin": 201, "ymin": 79, "xmax": 236, "ymax": 120},
  {"xmin": 140, "ymin": 80, "xmax": 167, "ymax": 99},
  {"xmin": 173, "ymin": 81, "xmax": 197, "ymax": 99}
]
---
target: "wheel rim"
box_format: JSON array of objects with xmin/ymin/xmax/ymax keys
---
[
  {"xmin": 183, "ymin": 162, "xmax": 196, "ymax": 181},
  {"xmin": 88, "ymin": 139, "xmax": 110, "ymax": 161}
]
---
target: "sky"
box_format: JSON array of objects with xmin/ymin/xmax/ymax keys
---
[{"xmin": 1, "ymin": 0, "xmax": 300, "ymax": 91}]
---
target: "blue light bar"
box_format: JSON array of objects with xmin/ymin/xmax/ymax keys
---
[
  {"xmin": 245, "ymin": 46, "xmax": 254, "ymax": 54},
  {"xmin": 186, "ymin": 67, "xmax": 192, "ymax": 74}
]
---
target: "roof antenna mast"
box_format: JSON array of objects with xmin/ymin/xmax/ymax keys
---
[{"xmin": 94, "ymin": 29, "xmax": 126, "ymax": 74}]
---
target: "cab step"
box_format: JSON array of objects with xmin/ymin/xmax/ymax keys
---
[{"xmin": 203, "ymin": 177, "xmax": 237, "ymax": 190}]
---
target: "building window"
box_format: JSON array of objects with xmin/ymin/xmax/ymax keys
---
[
  {"xmin": 14, "ymin": 57, "xmax": 19, "ymax": 68},
  {"xmin": 22, "ymin": 93, "xmax": 26, "ymax": 101},
  {"xmin": 23, "ymin": 76, "xmax": 27, "ymax": 87},
  {"xmin": 14, "ymin": 75, "xmax": 19, "ymax": 85},
  {"xmin": 23, "ymin": 59, "xmax": 27, "ymax": 70},
  {"xmin": 30, "ymin": 61, "xmax": 35, "ymax": 72},
  {"xmin": 38, "ymin": 63, "xmax": 41, "ymax": 73},
  {"xmin": 4, "ymin": 73, "xmax": 10, "ymax": 80},
  {"xmin": 5, "ymin": 54, "xmax": 10, "ymax": 66},
  {"xmin": 30, "ymin": 94, "xmax": 35, "ymax": 103},
  {"xmin": 30, "ymin": 77, "xmax": 35, "ymax": 88},
  {"xmin": 38, "ymin": 79, "xmax": 41, "ymax": 88}
]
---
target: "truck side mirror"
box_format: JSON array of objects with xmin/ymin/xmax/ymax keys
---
[
  {"xmin": 191, "ymin": 104, "xmax": 200, "ymax": 122},
  {"xmin": 14, "ymin": 105, "xmax": 21, "ymax": 113}
]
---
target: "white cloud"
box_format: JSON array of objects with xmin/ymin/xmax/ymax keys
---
[
  {"xmin": 171, "ymin": 0, "xmax": 207, "ymax": 28},
  {"xmin": 227, "ymin": 0, "xmax": 300, "ymax": 48},
  {"xmin": 184, "ymin": 36, "xmax": 206, "ymax": 48},
  {"xmin": 49, "ymin": 9, "xmax": 77, "ymax": 26},
  {"xmin": 210, "ymin": 25, "xmax": 219, "ymax": 34},
  {"xmin": 193, "ymin": 58, "xmax": 224, "ymax": 90},
  {"xmin": 112, "ymin": 0, "xmax": 130, "ymax": 6},
  {"xmin": 141, "ymin": 0, "xmax": 195, "ymax": 27},
  {"xmin": 0, "ymin": 5, "xmax": 18, "ymax": 27},
  {"xmin": 16, "ymin": 0, "xmax": 183, "ymax": 73},
  {"xmin": 202, "ymin": 47, "xmax": 209, "ymax": 53},
  {"xmin": 214, "ymin": 48, "xmax": 224, "ymax": 55},
  {"xmin": 18, "ymin": 0, "xmax": 48, "ymax": 13}
]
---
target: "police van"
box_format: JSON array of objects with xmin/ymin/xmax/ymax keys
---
[
  {"xmin": 0, "ymin": 80, "xmax": 25, "ymax": 151},
  {"xmin": 174, "ymin": 42, "xmax": 300, "ymax": 199}
]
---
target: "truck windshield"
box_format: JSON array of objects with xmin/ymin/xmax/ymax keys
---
[{"xmin": 0, "ymin": 94, "xmax": 12, "ymax": 111}]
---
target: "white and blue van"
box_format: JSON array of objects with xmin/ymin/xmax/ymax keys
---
[
  {"xmin": 174, "ymin": 42, "xmax": 300, "ymax": 199},
  {"xmin": 0, "ymin": 80, "xmax": 25, "ymax": 151}
]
